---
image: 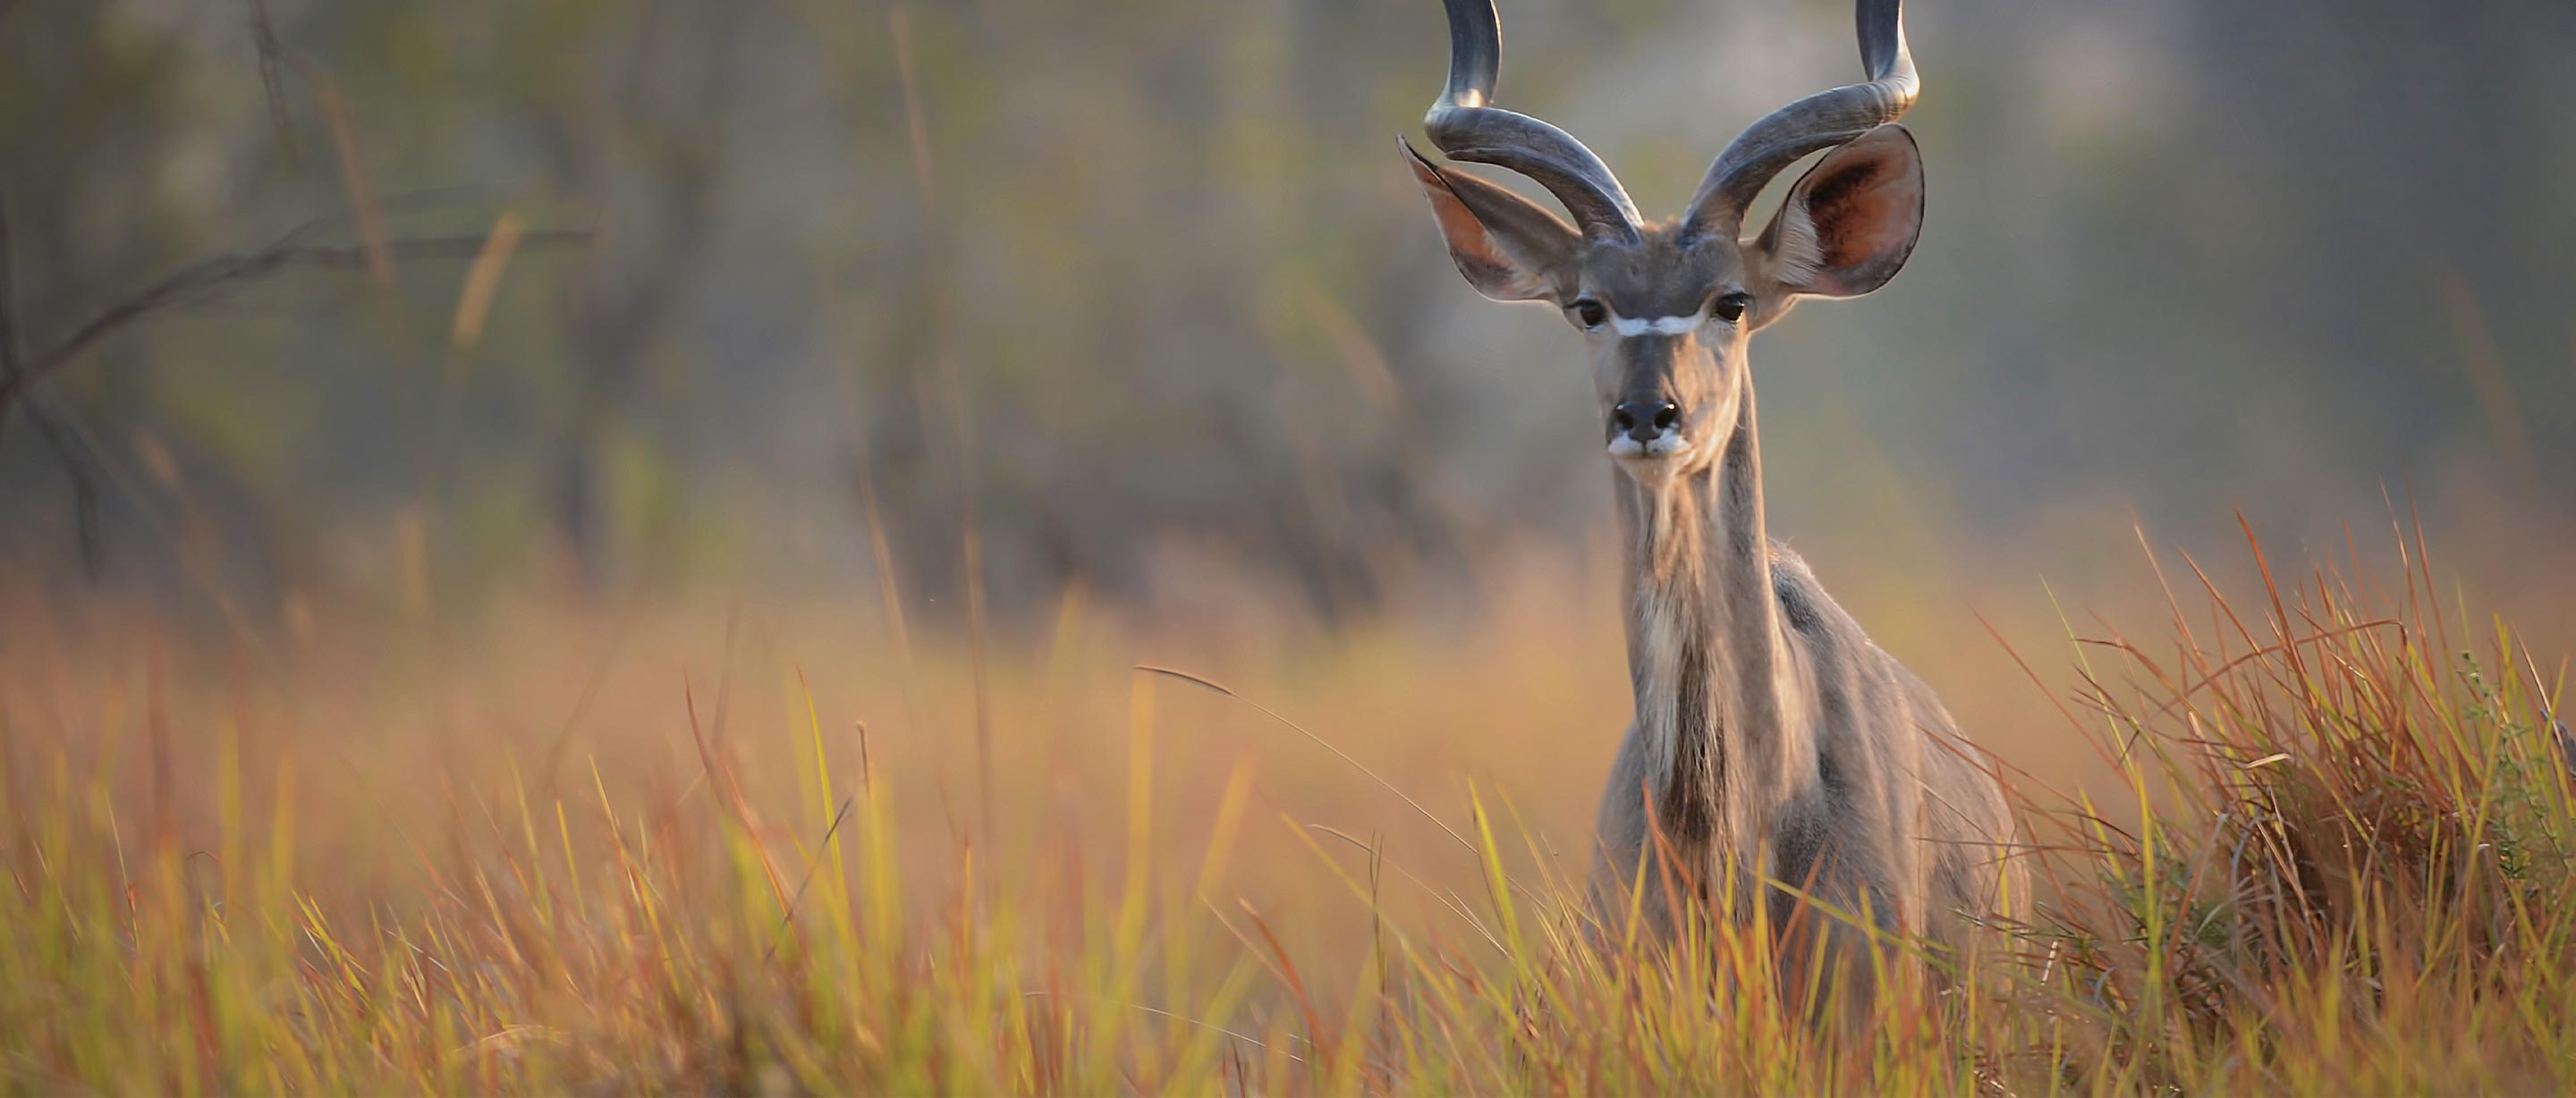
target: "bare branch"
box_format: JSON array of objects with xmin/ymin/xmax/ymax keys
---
[
  {"xmin": 0, "ymin": 4, "xmax": 579, "ymax": 573},
  {"xmin": 0, "ymin": 182, "xmax": 106, "ymax": 574},
  {"xmin": 245, "ymin": 0, "xmax": 298, "ymax": 154},
  {"xmin": 0, "ymin": 185, "xmax": 21, "ymax": 375},
  {"xmin": 0, "ymin": 226, "xmax": 594, "ymax": 428},
  {"xmin": 22, "ymin": 400, "xmax": 104, "ymax": 573}
]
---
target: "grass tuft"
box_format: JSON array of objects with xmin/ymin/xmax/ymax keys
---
[{"xmin": 3, "ymin": 521, "xmax": 2572, "ymax": 1093}]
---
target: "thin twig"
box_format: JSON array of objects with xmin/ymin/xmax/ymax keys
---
[
  {"xmin": 761, "ymin": 796, "xmax": 857, "ymax": 965},
  {"xmin": 890, "ymin": 3, "xmax": 995, "ymax": 849},
  {"xmin": 244, "ymin": 0, "xmax": 297, "ymax": 153},
  {"xmin": 0, "ymin": 185, "xmax": 21, "ymax": 371},
  {"xmin": 0, "ymin": 183, "xmax": 106, "ymax": 572},
  {"xmin": 1138, "ymin": 664, "xmax": 1478, "ymax": 859},
  {"xmin": 20, "ymin": 401, "xmax": 103, "ymax": 572},
  {"xmin": 2514, "ymin": 639, "xmax": 2576, "ymax": 787},
  {"xmin": 0, "ymin": 227, "xmax": 592, "ymax": 427}
]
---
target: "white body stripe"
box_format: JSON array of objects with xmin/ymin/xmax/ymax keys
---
[{"xmin": 1608, "ymin": 313, "xmax": 1708, "ymax": 337}]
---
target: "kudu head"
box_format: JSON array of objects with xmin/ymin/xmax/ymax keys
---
[{"xmin": 1405, "ymin": 0, "xmax": 1924, "ymax": 486}]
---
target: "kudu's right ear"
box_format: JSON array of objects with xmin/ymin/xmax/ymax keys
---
[
  {"xmin": 1750, "ymin": 124, "xmax": 1924, "ymax": 300},
  {"xmin": 1402, "ymin": 139, "xmax": 1580, "ymax": 304}
]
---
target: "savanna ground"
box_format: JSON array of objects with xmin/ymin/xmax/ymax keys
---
[{"xmin": 5, "ymin": 509, "xmax": 2574, "ymax": 1095}]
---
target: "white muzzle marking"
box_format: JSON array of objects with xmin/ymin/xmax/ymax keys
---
[{"xmin": 1607, "ymin": 433, "xmax": 1695, "ymax": 460}]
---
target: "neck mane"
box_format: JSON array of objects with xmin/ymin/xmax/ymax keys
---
[{"xmin": 1613, "ymin": 382, "xmax": 1811, "ymax": 868}]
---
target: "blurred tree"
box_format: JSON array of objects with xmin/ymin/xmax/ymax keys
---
[
  {"xmin": 531, "ymin": 0, "xmax": 740, "ymax": 593},
  {"xmin": 1, "ymin": 0, "xmax": 2567, "ymax": 627}
]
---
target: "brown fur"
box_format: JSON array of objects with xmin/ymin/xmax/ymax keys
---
[{"xmin": 1411, "ymin": 126, "xmax": 2021, "ymax": 1002}]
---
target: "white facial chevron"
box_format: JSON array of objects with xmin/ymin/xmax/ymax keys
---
[{"xmin": 1608, "ymin": 312, "xmax": 1710, "ymax": 337}]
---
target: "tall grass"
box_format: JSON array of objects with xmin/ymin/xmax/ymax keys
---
[
  {"xmin": 2, "ymin": 523, "xmax": 2570, "ymax": 1094},
  {"xmin": 2022, "ymin": 521, "xmax": 2576, "ymax": 1093}
]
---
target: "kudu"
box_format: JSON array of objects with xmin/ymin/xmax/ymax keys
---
[{"xmin": 1402, "ymin": 0, "xmax": 2022, "ymax": 995}]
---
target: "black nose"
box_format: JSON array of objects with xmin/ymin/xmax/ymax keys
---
[{"xmin": 1611, "ymin": 400, "xmax": 1682, "ymax": 443}]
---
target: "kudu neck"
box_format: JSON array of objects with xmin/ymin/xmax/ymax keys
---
[{"xmin": 1612, "ymin": 382, "xmax": 1803, "ymax": 849}]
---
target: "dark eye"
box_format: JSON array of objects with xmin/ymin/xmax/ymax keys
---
[
  {"xmin": 1711, "ymin": 292, "xmax": 1751, "ymax": 324},
  {"xmin": 1572, "ymin": 300, "xmax": 1606, "ymax": 329}
]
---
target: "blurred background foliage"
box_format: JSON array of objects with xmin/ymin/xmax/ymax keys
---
[{"xmin": 4, "ymin": 0, "xmax": 2572, "ymax": 634}]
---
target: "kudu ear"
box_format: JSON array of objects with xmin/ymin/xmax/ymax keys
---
[
  {"xmin": 1753, "ymin": 124, "xmax": 1924, "ymax": 300},
  {"xmin": 1402, "ymin": 138, "xmax": 1581, "ymax": 304}
]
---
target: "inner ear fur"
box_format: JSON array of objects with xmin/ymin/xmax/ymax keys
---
[
  {"xmin": 1401, "ymin": 139, "xmax": 1581, "ymax": 304},
  {"xmin": 1755, "ymin": 123, "xmax": 1925, "ymax": 300}
]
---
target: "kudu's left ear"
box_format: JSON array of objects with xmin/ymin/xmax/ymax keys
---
[{"xmin": 1753, "ymin": 124, "xmax": 1925, "ymax": 300}]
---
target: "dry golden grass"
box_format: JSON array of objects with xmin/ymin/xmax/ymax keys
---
[{"xmin": 3, "ymin": 517, "xmax": 2572, "ymax": 1094}]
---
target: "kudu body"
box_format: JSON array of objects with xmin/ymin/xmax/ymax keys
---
[{"xmin": 1403, "ymin": 0, "xmax": 2021, "ymax": 992}]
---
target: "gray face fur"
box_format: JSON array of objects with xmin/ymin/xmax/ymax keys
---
[
  {"xmin": 1566, "ymin": 231, "xmax": 1752, "ymax": 486},
  {"xmin": 1404, "ymin": 124, "xmax": 1926, "ymax": 489}
]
